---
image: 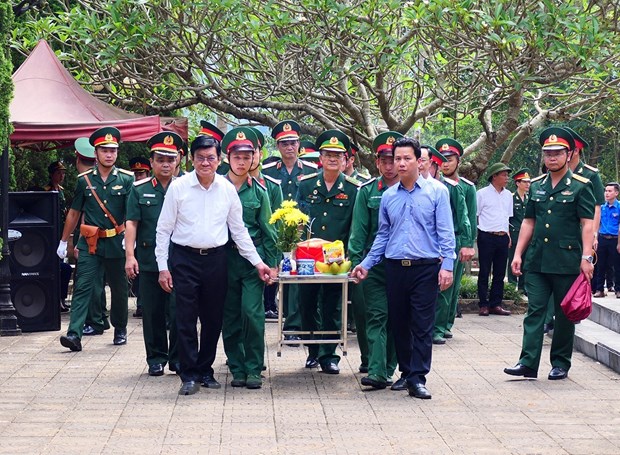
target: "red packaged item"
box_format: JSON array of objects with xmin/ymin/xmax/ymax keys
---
[
  {"xmin": 560, "ymin": 272, "xmax": 592, "ymax": 323},
  {"xmin": 296, "ymin": 238, "xmax": 329, "ymax": 271}
]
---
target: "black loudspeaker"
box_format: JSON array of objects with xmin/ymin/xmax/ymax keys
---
[{"xmin": 8, "ymin": 191, "xmax": 61, "ymax": 332}]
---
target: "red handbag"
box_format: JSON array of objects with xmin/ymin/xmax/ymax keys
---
[{"xmin": 560, "ymin": 272, "xmax": 593, "ymax": 323}]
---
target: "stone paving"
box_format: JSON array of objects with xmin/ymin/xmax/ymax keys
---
[{"xmin": 1, "ymin": 302, "xmax": 620, "ymax": 454}]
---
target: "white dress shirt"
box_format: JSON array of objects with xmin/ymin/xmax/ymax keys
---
[
  {"xmin": 155, "ymin": 171, "xmax": 261, "ymax": 271},
  {"xmin": 476, "ymin": 184, "xmax": 513, "ymax": 233}
]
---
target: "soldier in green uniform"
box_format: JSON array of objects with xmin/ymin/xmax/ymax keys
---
[
  {"xmin": 296, "ymin": 129, "xmax": 361, "ymax": 374},
  {"xmin": 422, "ymin": 146, "xmax": 473, "ymax": 344},
  {"xmin": 437, "ymin": 138, "xmax": 477, "ymax": 332},
  {"xmin": 505, "ymin": 127, "xmax": 595, "ymax": 380},
  {"xmin": 222, "ymin": 127, "xmax": 278, "ymax": 389},
  {"xmin": 344, "ymin": 142, "xmax": 371, "ymax": 183},
  {"xmin": 299, "ymin": 140, "xmax": 321, "ymax": 166},
  {"xmin": 222, "ymin": 127, "xmax": 277, "ymax": 389},
  {"xmin": 125, "ymin": 132, "xmax": 182, "ymax": 376},
  {"xmin": 507, "ymin": 169, "xmax": 531, "ymax": 292},
  {"xmin": 349, "ymin": 131, "xmax": 402, "ymax": 389},
  {"xmin": 57, "ymin": 127, "xmax": 134, "ymax": 351},
  {"xmin": 248, "ymin": 127, "xmax": 284, "ymax": 320},
  {"xmin": 263, "ymin": 120, "xmax": 317, "ymax": 341}
]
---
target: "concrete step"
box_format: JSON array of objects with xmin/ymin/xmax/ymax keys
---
[
  {"xmin": 590, "ymin": 295, "xmax": 620, "ymax": 333},
  {"xmin": 574, "ymin": 318, "xmax": 620, "ymax": 374}
]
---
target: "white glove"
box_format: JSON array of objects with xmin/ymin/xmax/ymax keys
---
[{"xmin": 57, "ymin": 240, "xmax": 68, "ymax": 259}]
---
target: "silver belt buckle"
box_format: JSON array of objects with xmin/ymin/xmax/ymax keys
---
[
  {"xmin": 401, "ymin": 260, "xmax": 411, "ymax": 267},
  {"xmin": 199, "ymin": 248, "xmax": 210, "ymax": 255}
]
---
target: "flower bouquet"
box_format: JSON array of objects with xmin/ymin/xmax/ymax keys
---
[{"xmin": 269, "ymin": 201, "xmax": 309, "ymax": 274}]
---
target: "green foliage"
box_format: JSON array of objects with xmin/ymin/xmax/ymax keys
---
[
  {"xmin": 1, "ymin": 0, "xmax": 13, "ymax": 150},
  {"xmin": 459, "ymin": 274, "xmax": 525, "ymax": 303}
]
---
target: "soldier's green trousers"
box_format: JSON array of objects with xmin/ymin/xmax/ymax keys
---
[
  {"xmin": 519, "ymin": 271, "xmax": 577, "ymax": 372},
  {"xmin": 222, "ymin": 249, "xmax": 265, "ymax": 379},
  {"xmin": 362, "ymin": 264, "xmax": 397, "ymax": 382},
  {"xmin": 140, "ymin": 271, "xmax": 178, "ymax": 367},
  {"xmin": 507, "ymin": 243, "xmax": 527, "ymax": 291},
  {"xmin": 350, "ymin": 282, "xmax": 368, "ymax": 368},
  {"xmin": 68, "ymin": 253, "xmax": 127, "ymax": 338},
  {"xmin": 446, "ymin": 255, "xmax": 465, "ymax": 332}
]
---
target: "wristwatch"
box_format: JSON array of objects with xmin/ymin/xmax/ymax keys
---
[{"xmin": 581, "ymin": 255, "xmax": 594, "ymax": 263}]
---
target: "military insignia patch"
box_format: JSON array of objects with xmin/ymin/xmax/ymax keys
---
[
  {"xmin": 164, "ymin": 135, "xmax": 174, "ymax": 145},
  {"xmin": 387, "ymin": 136, "xmax": 395, "ymax": 145},
  {"xmin": 330, "ymin": 137, "xmax": 339, "ymax": 145},
  {"xmin": 105, "ymin": 133, "xmax": 113, "ymax": 142},
  {"xmin": 236, "ymin": 132, "xmax": 246, "ymax": 140},
  {"xmin": 335, "ymin": 193, "xmax": 348, "ymax": 200},
  {"xmin": 283, "ymin": 123, "xmax": 292, "ymax": 132},
  {"xmin": 441, "ymin": 144, "xmax": 449, "ymax": 151},
  {"xmin": 561, "ymin": 190, "xmax": 573, "ymax": 196},
  {"xmin": 550, "ymin": 134, "xmax": 557, "ymax": 142},
  {"xmin": 112, "ymin": 185, "xmax": 123, "ymax": 190},
  {"xmin": 338, "ymin": 181, "xmax": 343, "ymax": 190}
]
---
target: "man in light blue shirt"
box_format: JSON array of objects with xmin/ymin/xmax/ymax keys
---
[{"xmin": 352, "ymin": 137, "xmax": 455, "ymax": 399}]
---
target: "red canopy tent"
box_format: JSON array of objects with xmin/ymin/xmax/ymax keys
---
[{"xmin": 9, "ymin": 40, "xmax": 187, "ymax": 149}]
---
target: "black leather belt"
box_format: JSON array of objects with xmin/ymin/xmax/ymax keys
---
[
  {"xmin": 174, "ymin": 243, "xmax": 225, "ymax": 255},
  {"xmin": 600, "ymin": 235, "xmax": 618, "ymax": 240},
  {"xmin": 387, "ymin": 258, "xmax": 441, "ymax": 266},
  {"xmin": 480, "ymin": 229, "xmax": 508, "ymax": 236}
]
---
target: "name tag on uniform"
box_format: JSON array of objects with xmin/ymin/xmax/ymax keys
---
[
  {"xmin": 536, "ymin": 190, "xmax": 546, "ymax": 195},
  {"xmin": 561, "ymin": 190, "xmax": 573, "ymax": 196},
  {"xmin": 143, "ymin": 193, "xmax": 156, "ymax": 198},
  {"xmin": 112, "ymin": 185, "xmax": 123, "ymax": 190}
]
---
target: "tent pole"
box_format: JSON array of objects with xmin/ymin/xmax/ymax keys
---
[{"xmin": 0, "ymin": 144, "xmax": 21, "ymax": 336}]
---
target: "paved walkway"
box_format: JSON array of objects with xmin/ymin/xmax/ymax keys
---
[{"xmin": 1, "ymin": 303, "xmax": 619, "ymax": 454}]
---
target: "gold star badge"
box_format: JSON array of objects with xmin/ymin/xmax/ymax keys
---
[
  {"xmin": 283, "ymin": 123, "xmax": 292, "ymax": 132},
  {"xmin": 105, "ymin": 133, "xmax": 113, "ymax": 142},
  {"xmin": 236, "ymin": 132, "xmax": 246, "ymax": 140},
  {"xmin": 387, "ymin": 136, "xmax": 395, "ymax": 145},
  {"xmin": 441, "ymin": 143, "xmax": 449, "ymax": 151},
  {"xmin": 550, "ymin": 134, "xmax": 557, "ymax": 142},
  {"xmin": 163, "ymin": 135, "xmax": 174, "ymax": 145},
  {"xmin": 329, "ymin": 137, "xmax": 338, "ymax": 145}
]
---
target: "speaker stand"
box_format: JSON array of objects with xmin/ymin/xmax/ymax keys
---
[{"xmin": 0, "ymin": 145, "xmax": 21, "ymax": 336}]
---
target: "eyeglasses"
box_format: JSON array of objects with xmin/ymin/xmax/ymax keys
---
[{"xmin": 194, "ymin": 155, "xmax": 218, "ymax": 164}]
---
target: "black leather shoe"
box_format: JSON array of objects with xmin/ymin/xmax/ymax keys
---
[
  {"xmin": 201, "ymin": 375, "xmax": 221, "ymax": 389},
  {"xmin": 265, "ymin": 310, "xmax": 278, "ymax": 320},
  {"xmin": 443, "ymin": 330, "xmax": 453, "ymax": 339},
  {"xmin": 321, "ymin": 362, "xmax": 340, "ymax": 374},
  {"xmin": 133, "ymin": 307, "xmax": 143, "ymax": 318},
  {"xmin": 113, "ymin": 328, "xmax": 127, "ymax": 345},
  {"xmin": 284, "ymin": 334, "xmax": 301, "ymax": 347},
  {"xmin": 432, "ymin": 335, "xmax": 446, "ymax": 345},
  {"xmin": 408, "ymin": 383, "xmax": 432, "ymax": 399},
  {"xmin": 60, "ymin": 334, "xmax": 82, "ymax": 352},
  {"xmin": 169, "ymin": 362, "xmax": 181, "ymax": 374},
  {"xmin": 548, "ymin": 366, "xmax": 568, "ymax": 380},
  {"xmin": 148, "ymin": 364, "xmax": 164, "ymax": 376},
  {"xmin": 305, "ymin": 356, "xmax": 319, "ymax": 368},
  {"xmin": 359, "ymin": 364, "xmax": 369, "ymax": 373},
  {"xmin": 83, "ymin": 325, "xmax": 103, "ymax": 336},
  {"xmin": 390, "ymin": 378, "xmax": 407, "ymax": 391},
  {"xmin": 361, "ymin": 376, "xmax": 387, "ymax": 389},
  {"xmin": 543, "ymin": 322, "xmax": 554, "ymax": 334},
  {"xmin": 504, "ymin": 363, "xmax": 537, "ymax": 378},
  {"xmin": 179, "ymin": 381, "xmax": 200, "ymax": 395}
]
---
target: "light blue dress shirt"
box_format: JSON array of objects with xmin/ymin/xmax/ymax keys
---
[{"xmin": 360, "ymin": 176, "xmax": 456, "ymax": 271}]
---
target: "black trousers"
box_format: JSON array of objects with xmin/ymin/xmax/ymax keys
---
[
  {"xmin": 385, "ymin": 259, "xmax": 440, "ymax": 386},
  {"xmin": 170, "ymin": 245, "xmax": 228, "ymax": 383},
  {"xmin": 477, "ymin": 230, "xmax": 509, "ymax": 307},
  {"xmin": 595, "ymin": 236, "xmax": 620, "ymax": 292}
]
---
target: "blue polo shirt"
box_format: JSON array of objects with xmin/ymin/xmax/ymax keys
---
[{"xmin": 600, "ymin": 199, "xmax": 620, "ymax": 236}]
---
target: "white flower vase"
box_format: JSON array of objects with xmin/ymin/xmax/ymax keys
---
[{"xmin": 280, "ymin": 251, "xmax": 296, "ymax": 275}]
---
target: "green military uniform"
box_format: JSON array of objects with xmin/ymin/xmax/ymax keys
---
[
  {"xmin": 518, "ymin": 169, "xmax": 594, "ymax": 372},
  {"xmin": 514, "ymin": 128, "xmax": 596, "ymax": 375},
  {"xmin": 127, "ymin": 176, "xmax": 178, "ymax": 368},
  {"xmin": 256, "ymin": 173, "xmax": 283, "ymax": 212},
  {"xmin": 296, "ymin": 168, "xmax": 360, "ymax": 368},
  {"xmin": 349, "ymin": 176, "xmax": 398, "ymax": 382},
  {"xmin": 444, "ymin": 175, "xmax": 477, "ymax": 330},
  {"xmin": 508, "ymin": 187, "xmax": 530, "ymax": 290},
  {"xmin": 262, "ymin": 156, "xmax": 316, "ymax": 332},
  {"xmin": 351, "ymin": 169, "xmax": 371, "ymax": 183},
  {"xmin": 67, "ymin": 165, "xmax": 133, "ymax": 338},
  {"xmin": 434, "ymin": 175, "xmax": 471, "ymax": 339},
  {"xmin": 221, "ymin": 128, "xmax": 278, "ymax": 386},
  {"xmin": 574, "ymin": 160, "xmax": 604, "ymax": 205},
  {"xmin": 216, "ymin": 157, "xmax": 230, "ymax": 176},
  {"xmin": 262, "ymin": 158, "xmax": 318, "ymax": 200}
]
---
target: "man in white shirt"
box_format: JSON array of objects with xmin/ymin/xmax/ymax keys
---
[
  {"xmin": 476, "ymin": 162, "xmax": 514, "ymax": 316},
  {"xmin": 155, "ymin": 135, "xmax": 274, "ymax": 396}
]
